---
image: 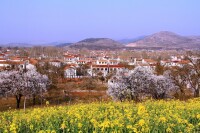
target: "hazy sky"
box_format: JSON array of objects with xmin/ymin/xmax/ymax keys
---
[{"xmin": 0, "ymin": 0, "xmax": 200, "ymax": 44}]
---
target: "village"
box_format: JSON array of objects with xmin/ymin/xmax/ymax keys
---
[
  {"xmin": 0, "ymin": 48, "xmax": 193, "ymax": 78},
  {"xmin": 0, "ymin": 47, "xmax": 199, "ymax": 111}
]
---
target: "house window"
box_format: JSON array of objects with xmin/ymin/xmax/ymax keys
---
[{"xmin": 101, "ymin": 68, "xmax": 104, "ymax": 70}]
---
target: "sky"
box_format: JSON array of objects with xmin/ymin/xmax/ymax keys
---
[{"xmin": 0, "ymin": 0, "xmax": 200, "ymax": 44}]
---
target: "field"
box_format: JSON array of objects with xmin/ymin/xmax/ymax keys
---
[{"xmin": 0, "ymin": 99, "xmax": 200, "ymax": 133}]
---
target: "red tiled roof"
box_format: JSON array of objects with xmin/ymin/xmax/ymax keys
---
[
  {"xmin": 29, "ymin": 58, "xmax": 38, "ymax": 65},
  {"xmin": 0, "ymin": 58, "xmax": 6, "ymax": 60},
  {"xmin": 0, "ymin": 61, "xmax": 24, "ymax": 65},
  {"xmin": 64, "ymin": 65, "xmax": 76, "ymax": 70},
  {"xmin": 178, "ymin": 60, "xmax": 190, "ymax": 64},
  {"xmin": 92, "ymin": 65, "xmax": 125, "ymax": 68},
  {"xmin": 50, "ymin": 59, "xmax": 62, "ymax": 62},
  {"xmin": 0, "ymin": 61, "xmax": 10, "ymax": 64},
  {"xmin": 144, "ymin": 59, "xmax": 157, "ymax": 63}
]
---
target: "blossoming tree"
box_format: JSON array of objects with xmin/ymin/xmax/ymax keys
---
[
  {"xmin": 107, "ymin": 66, "xmax": 175, "ymax": 101},
  {"xmin": 0, "ymin": 69, "xmax": 50, "ymax": 108}
]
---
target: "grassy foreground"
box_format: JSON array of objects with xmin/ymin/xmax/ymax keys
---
[{"xmin": 0, "ymin": 99, "xmax": 200, "ymax": 133}]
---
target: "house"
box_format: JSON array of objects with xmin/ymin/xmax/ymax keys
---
[
  {"xmin": 143, "ymin": 59, "xmax": 157, "ymax": 65},
  {"xmin": 89, "ymin": 64, "xmax": 125, "ymax": 77},
  {"xmin": 0, "ymin": 60, "xmax": 28, "ymax": 70},
  {"xmin": 109, "ymin": 59, "xmax": 120, "ymax": 65},
  {"xmin": 129, "ymin": 58, "xmax": 145, "ymax": 65},
  {"xmin": 161, "ymin": 60, "xmax": 190, "ymax": 68},
  {"xmin": 4, "ymin": 50, "xmax": 12, "ymax": 56},
  {"xmin": 96, "ymin": 60, "xmax": 108, "ymax": 65},
  {"xmin": 64, "ymin": 65, "xmax": 77, "ymax": 78},
  {"xmin": 77, "ymin": 60, "xmax": 87, "ymax": 65},
  {"xmin": 8, "ymin": 56, "xmax": 29, "ymax": 62},
  {"xmin": 0, "ymin": 61, "xmax": 11, "ymax": 69},
  {"xmin": 63, "ymin": 54, "xmax": 79, "ymax": 64},
  {"xmin": 49, "ymin": 59, "xmax": 62, "ymax": 67},
  {"xmin": 0, "ymin": 58, "xmax": 6, "ymax": 62},
  {"xmin": 170, "ymin": 55, "xmax": 182, "ymax": 62},
  {"xmin": 77, "ymin": 57, "xmax": 94, "ymax": 65},
  {"xmin": 0, "ymin": 53, "xmax": 5, "ymax": 58}
]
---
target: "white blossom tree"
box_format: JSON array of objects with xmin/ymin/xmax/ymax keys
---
[
  {"xmin": 23, "ymin": 69, "xmax": 50, "ymax": 106},
  {"xmin": 107, "ymin": 66, "xmax": 175, "ymax": 101},
  {"xmin": 0, "ymin": 71, "xmax": 25, "ymax": 108},
  {"xmin": 107, "ymin": 73, "xmax": 128, "ymax": 101},
  {"xmin": 0, "ymin": 69, "xmax": 50, "ymax": 108},
  {"xmin": 149, "ymin": 75, "xmax": 174, "ymax": 99}
]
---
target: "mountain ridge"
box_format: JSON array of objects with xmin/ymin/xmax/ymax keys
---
[
  {"xmin": 126, "ymin": 31, "xmax": 200, "ymax": 48},
  {"xmin": 68, "ymin": 38, "xmax": 123, "ymax": 50},
  {"xmin": 1, "ymin": 31, "xmax": 200, "ymax": 49}
]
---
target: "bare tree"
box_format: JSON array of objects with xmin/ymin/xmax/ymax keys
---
[
  {"xmin": 185, "ymin": 55, "xmax": 200, "ymax": 97},
  {"xmin": 165, "ymin": 67, "xmax": 188, "ymax": 99}
]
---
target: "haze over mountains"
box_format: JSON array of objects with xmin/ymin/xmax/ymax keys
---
[{"xmin": 1, "ymin": 31, "xmax": 200, "ymax": 49}]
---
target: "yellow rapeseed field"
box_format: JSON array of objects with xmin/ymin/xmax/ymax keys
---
[{"xmin": 0, "ymin": 98, "xmax": 200, "ymax": 133}]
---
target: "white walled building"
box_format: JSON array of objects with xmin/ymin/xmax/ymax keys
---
[{"xmin": 64, "ymin": 66, "xmax": 77, "ymax": 78}]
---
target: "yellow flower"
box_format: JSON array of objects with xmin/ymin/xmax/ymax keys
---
[
  {"xmin": 127, "ymin": 125, "xmax": 132, "ymax": 129},
  {"xmin": 159, "ymin": 116, "xmax": 167, "ymax": 123},
  {"xmin": 51, "ymin": 130, "xmax": 56, "ymax": 133},
  {"xmin": 100, "ymin": 120, "xmax": 110, "ymax": 128},
  {"xmin": 197, "ymin": 114, "xmax": 200, "ymax": 119},
  {"xmin": 4, "ymin": 129, "xmax": 8, "ymax": 133},
  {"xmin": 10, "ymin": 123, "xmax": 17, "ymax": 133},
  {"xmin": 78, "ymin": 123, "xmax": 82, "ymax": 128},
  {"xmin": 166, "ymin": 127, "xmax": 172, "ymax": 133},
  {"xmin": 137, "ymin": 105, "xmax": 146, "ymax": 115},
  {"xmin": 91, "ymin": 118, "xmax": 99, "ymax": 127},
  {"xmin": 30, "ymin": 124, "xmax": 34, "ymax": 130},
  {"xmin": 132, "ymin": 127, "xmax": 138, "ymax": 133},
  {"xmin": 38, "ymin": 130, "xmax": 45, "ymax": 133},
  {"xmin": 61, "ymin": 123, "xmax": 66, "ymax": 129},
  {"xmin": 138, "ymin": 119, "xmax": 145, "ymax": 126}
]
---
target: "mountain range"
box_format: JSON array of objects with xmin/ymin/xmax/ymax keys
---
[
  {"xmin": 1, "ymin": 31, "xmax": 200, "ymax": 49},
  {"xmin": 126, "ymin": 31, "xmax": 200, "ymax": 48}
]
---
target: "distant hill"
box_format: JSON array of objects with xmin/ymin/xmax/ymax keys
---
[
  {"xmin": 55, "ymin": 43, "xmax": 73, "ymax": 47},
  {"xmin": 69, "ymin": 38, "xmax": 123, "ymax": 50},
  {"xmin": 0, "ymin": 42, "xmax": 73, "ymax": 47},
  {"xmin": 1, "ymin": 43, "xmax": 33, "ymax": 47},
  {"xmin": 126, "ymin": 31, "xmax": 200, "ymax": 48},
  {"xmin": 118, "ymin": 36, "xmax": 146, "ymax": 44}
]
